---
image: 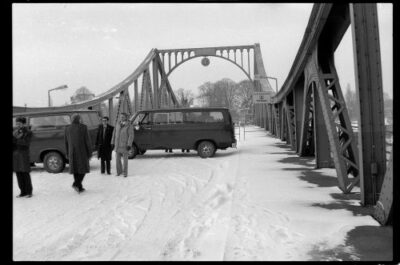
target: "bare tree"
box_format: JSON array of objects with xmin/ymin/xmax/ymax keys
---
[
  {"xmin": 174, "ymin": 88, "xmax": 195, "ymax": 107},
  {"xmin": 236, "ymin": 80, "xmax": 254, "ymax": 110}
]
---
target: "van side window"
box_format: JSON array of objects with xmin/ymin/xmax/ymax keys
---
[
  {"xmin": 185, "ymin": 111, "xmax": 224, "ymax": 123},
  {"xmin": 30, "ymin": 115, "xmax": 70, "ymax": 131},
  {"xmin": 169, "ymin": 112, "xmax": 183, "ymax": 123},
  {"xmin": 88, "ymin": 113, "xmax": 100, "ymax": 126},
  {"xmin": 209, "ymin": 112, "xmax": 224, "ymax": 122},
  {"xmin": 80, "ymin": 113, "xmax": 92, "ymax": 126},
  {"xmin": 153, "ymin": 113, "xmax": 168, "ymax": 125},
  {"xmin": 55, "ymin": 115, "xmax": 71, "ymax": 126}
]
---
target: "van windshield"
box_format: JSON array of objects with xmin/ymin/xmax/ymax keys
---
[{"xmin": 132, "ymin": 113, "xmax": 145, "ymax": 125}]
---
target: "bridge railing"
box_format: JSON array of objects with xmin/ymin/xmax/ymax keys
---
[{"xmin": 351, "ymin": 123, "xmax": 392, "ymax": 166}]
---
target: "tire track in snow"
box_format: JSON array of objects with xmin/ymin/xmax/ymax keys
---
[{"xmin": 222, "ymin": 142, "xmax": 304, "ymax": 261}]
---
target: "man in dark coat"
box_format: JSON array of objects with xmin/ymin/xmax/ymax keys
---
[
  {"xmin": 95, "ymin": 116, "xmax": 114, "ymax": 174},
  {"xmin": 64, "ymin": 113, "xmax": 92, "ymax": 193},
  {"xmin": 13, "ymin": 116, "xmax": 33, "ymax": 198}
]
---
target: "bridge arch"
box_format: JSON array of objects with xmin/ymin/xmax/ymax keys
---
[{"xmin": 166, "ymin": 54, "xmax": 253, "ymax": 82}]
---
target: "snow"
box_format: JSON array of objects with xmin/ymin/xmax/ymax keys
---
[{"xmin": 13, "ymin": 126, "xmax": 392, "ymax": 261}]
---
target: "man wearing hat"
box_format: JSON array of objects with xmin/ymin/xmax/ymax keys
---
[{"xmin": 13, "ymin": 116, "xmax": 33, "ymax": 198}]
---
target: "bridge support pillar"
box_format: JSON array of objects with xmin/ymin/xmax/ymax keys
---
[
  {"xmin": 294, "ymin": 83, "xmax": 304, "ymax": 153},
  {"xmin": 313, "ymin": 84, "xmax": 334, "ymax": 168},
  {"xmin": 350, "ymin": 3, "xmax": 386, "ymax": 206}
]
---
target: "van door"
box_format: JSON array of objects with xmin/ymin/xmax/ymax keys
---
[
  {"xmin": 151, "ymin": 112, "xmax": 181, "ymax": 149},
  {"xmin": 134, "ymin": 112, "xmax": 153, "ymax": 149},
  {"xmin": 29, "ymin": 114, "xmax": 70, "ymax": 162}
]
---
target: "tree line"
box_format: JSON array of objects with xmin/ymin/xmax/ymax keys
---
[
  {"xmin": 344, "ymin": 83, "xmax": 392, "ymax": 124},
  {"xmin": 174, "ymin": 78, "xmax": 255, "ymax": 123}
]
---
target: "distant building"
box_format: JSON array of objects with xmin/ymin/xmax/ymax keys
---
[{"xmin": 70, "ymin": 87, "xmax": 95, "ymax": 104}]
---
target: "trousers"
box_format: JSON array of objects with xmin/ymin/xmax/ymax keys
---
[
  {"xmin": 115, "ymin": 151, "xmax": 128, "ymax": 176},
  {"xmin": 16, "ymin": 172, "xmax": 33, "ymax": 195},
  {"xmin": 73, "ymin": 173, "xmax": 85, "ymax": 189},
  {"xmin": 101, "ymin": 158, "xmax": 111, "ymax": 174}
]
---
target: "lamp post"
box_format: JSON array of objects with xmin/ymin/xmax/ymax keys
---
[
  {"xmin": 48, "ymin": 85, "xmax": 68, "ymax": 107},
  {"xmin": 266, "ymin": 76, "xmax": 278, "ymax": 93}
]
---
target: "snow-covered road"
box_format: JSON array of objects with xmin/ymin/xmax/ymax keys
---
[{"xmin": 13, "ymin": 126, "xmax": 392, "ymax": 261}]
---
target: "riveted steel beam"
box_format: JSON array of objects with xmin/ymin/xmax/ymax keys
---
[
  {"xmin": 312, "ymin": 82, "xmax": 334, "ymax": 168},
  {"xmin": 152, "ymin": 57, "xmax": 159, "ymax": 109},
  {"xmin": 293, "ymin": 79, "xmax": 305, "ymax": 153},
  {"xmin": 307, "ymin": 47, "xmax": 359, "ymax": 193},
  {"xmin": 133, "ymin": 79, "xmax": 138, "ymax": 113},
  {"xmin": 373, "ymin": 149, "xmax": 392, "ymax": 225},
  {"xmin": 350, "ymin": 3, "xmax": 386, "ymax": 205},
  {"xmin": 298, "ymin": 80, "xmax": 315, "ymax": 157}
]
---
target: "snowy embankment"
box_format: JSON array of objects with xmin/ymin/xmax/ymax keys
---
[{"xmin": 13, "ymin": 126, "xmax": 392, "ymax": 261}]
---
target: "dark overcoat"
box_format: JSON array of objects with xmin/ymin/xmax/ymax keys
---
[
  {"xmin": 64, "ymin": 122, "xmax": 92, "ymax": 174},
  {"xmin": 95, "ymin": 124, "xmax": 114, "ymax": 160},
  {"xmin": 13, "ymin": 126, "xmax": 32, "ymax": 173}
]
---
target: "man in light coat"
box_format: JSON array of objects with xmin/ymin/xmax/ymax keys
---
[
  {"xmin": 111, "ymin": 113, "xmax": 134, "ymax": 177},
  {"xmin": 64, "ymin": 114, "xmax": 92, "ymax": 193}
]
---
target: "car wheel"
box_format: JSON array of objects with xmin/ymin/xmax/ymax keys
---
[
  {"xmin": 43, "ymin": 152, "xmax": 65, "ymax": 173},
  {"xmin": 197, "ymin": 141, "xmax": 216, "ymax": 158},
  {"xmin": 128, "ymin": 144, "xmax": 138, "ymax": 159}
]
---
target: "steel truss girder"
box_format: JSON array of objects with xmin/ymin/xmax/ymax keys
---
[
  {"xmin": 140, "ymin": 68, "xmax": 154, "ymax": 110},
  {"xmin": 305, "ymin": 48, "xmax": 359, "ymax": 193},
  {"xmin": 284, "ymin": 98, "xmax": 296, "ymax": 149},
  {"xmin": 267, "ymin": 104, "xmax": 273, "ymax": 135},
  {"xmin": 154, "ymin": 53, "xmax": 179, "ymax": 108},
  {"xmin": 280, "ymin": 103, "xmax": 287, "ymax": 141},
  {"xmin": 272, "ymin": 104, "xmax": 280, "ymax": 138},
  {"xmin": 115, "ymin": 88, "xmax": 132, "ymax": 124},
  {"xmin": 298, "ymin": 83, "xmax": 315, "ymax": 157}
]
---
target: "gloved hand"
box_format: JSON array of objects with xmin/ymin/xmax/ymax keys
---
[{"xmin": 126, "ymin": 146, "xmax": 131, "ymax": 151}]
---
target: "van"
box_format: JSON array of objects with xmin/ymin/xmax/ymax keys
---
[
  {"xmin": 13, "ymin": 110, "xmax": 100, "ymax": 173},
  {"xmin": 128, "ymin": 107, "xmax": 237, "ymax": 158}
]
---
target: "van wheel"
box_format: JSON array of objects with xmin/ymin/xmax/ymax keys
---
[
  {"xmin": 128, "ymin": 145, "xmax": 138, "ymax": 159},
  {"xmin": 197, "ymin": 141, "xmax": 216, "ymax": 158},
  {"xmin": 43, "ymin": 152, "xmax": 65, "ymax": 173},
  {"xmin": 139, "ymin": 149, "xmax": 146, "ymax": 155}
]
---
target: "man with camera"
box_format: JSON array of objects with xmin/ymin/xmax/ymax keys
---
[{"xmin": 13, "ymin": 116, "xmax": 33, "ymax": 198}]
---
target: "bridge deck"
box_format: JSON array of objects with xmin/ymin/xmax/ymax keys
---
[{"xmin": 13, "ymin": 126, "xmax": 392, "ymax": 261}]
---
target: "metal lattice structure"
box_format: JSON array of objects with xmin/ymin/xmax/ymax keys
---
[{"xmin": 250, "ymin": 3, "xmax": 391, "ymax": 225}]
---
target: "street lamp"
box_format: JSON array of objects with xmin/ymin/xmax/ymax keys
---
[
  {"xmin": 48, "ymin": 85, "xmax": 68, "ymax": 107},
  {"xmin": 266, "ymin": 76, "xmax": 278, "ymax": 93}
]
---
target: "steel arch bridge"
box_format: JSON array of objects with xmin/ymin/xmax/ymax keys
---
[{"xmin": 13, "ymin": 3, "xmax": 392, "ymax": 225}]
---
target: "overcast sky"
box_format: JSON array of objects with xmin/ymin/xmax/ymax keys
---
[{"xmin": 12, "ymin": 3, "xmax": 392, "ymax": 107}]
